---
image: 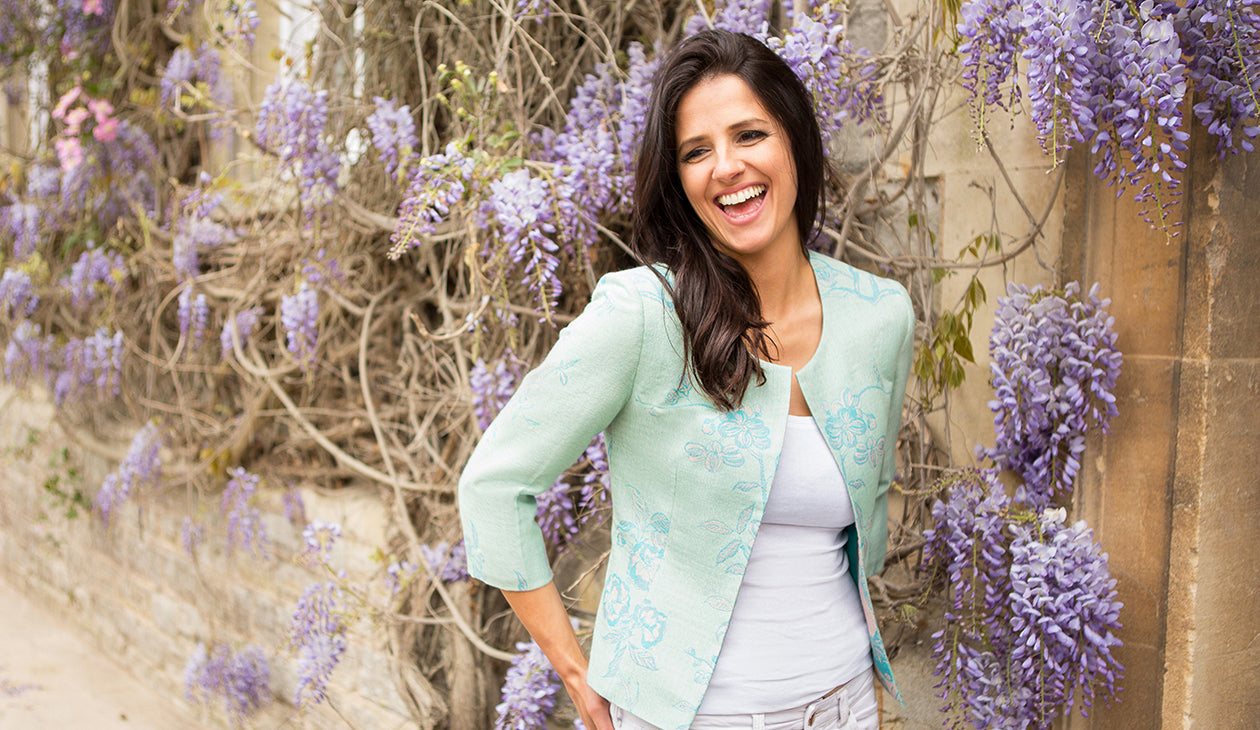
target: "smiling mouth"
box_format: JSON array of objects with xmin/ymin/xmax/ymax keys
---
[{"xmin": 717, "ymin": 184, "xmax": 766, "ymax": 209}]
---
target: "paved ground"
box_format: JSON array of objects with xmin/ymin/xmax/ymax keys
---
[{"xmin": 0, "ymin": 573, "xmax": 208, "ymax": 730}]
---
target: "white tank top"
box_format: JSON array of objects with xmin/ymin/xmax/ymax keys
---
[{"xmin": 695, "ymin": 414, "xmax": 873, "ymax": 713}]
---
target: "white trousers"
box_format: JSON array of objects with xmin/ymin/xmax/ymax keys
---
[{"xmin": 611, "ymin": 668, "xmax": 879, "ymax": 730}]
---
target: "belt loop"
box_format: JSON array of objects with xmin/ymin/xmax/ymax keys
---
[
  {"xmin": 803, "ymin": 699, "xmax": 820, "ymax": 727},
  {"xmin": 752, "ymin": 713, "xmax": 766, "ymax": 730}
]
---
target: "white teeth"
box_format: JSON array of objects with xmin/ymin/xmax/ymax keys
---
[{"xmin": 717, "ymin": 185, "xmax": 765, "ymax": 207}]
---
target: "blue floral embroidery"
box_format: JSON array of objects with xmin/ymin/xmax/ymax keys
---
[
  {"xmin": 684, "ymin": 440, "xmax": 744, "ymax": 470},
  {"xmin": 700, "ymin": 503, "xmax": 759, "ymax": 575},
  {"xmin": 851, "ymin": 434, "xmax": 886, "ymax": 467},
  {"xmin": 615, "ymin": 485, "xmax": 670, "ymax": 590},
  {"xmin": 683, "ymin": 409, "xmax": 771, "ymax": 471},
  {"xmin": 823, "ymin": 390, "xmax": 877, "ymax": 450},
  {"xmin": 814, "ymin": 260, "xmax": 900, "ymax": 302},
  {"xmin": 717, "ymin": 410, "xmax": 771, "ymax": 450},
  {"xmin": 664, "ymin": 376, "xmax": 694, "ymax": 406},
  {"xmin": 547, "ymin": 358, "xmax": 579, "ymax": 385},
  {"xmin": 601, "ymin": 575, "xmax": 669, "ymax": 676}
]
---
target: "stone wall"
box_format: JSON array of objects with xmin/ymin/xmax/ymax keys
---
[
  {"xmin": 1062, "ymin": 120, "xmax": 1260, "ymax": 728},
  {"xmin": 0, "ymin": 384, "xmax": 423, "ymax": 729}
]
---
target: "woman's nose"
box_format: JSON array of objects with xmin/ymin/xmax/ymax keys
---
[{"xmin": 712, "ymin": 147, "xmax": 745, "ymax": 180}]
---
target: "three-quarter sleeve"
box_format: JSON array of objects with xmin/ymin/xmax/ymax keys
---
[{"xmin": 457, "ymin": 271, "xmax": 646, "ymax": 591}]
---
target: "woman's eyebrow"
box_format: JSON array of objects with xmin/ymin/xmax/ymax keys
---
[{"xmin": 677, "ymin": 117, "xmax": 772, "ymax": 150}]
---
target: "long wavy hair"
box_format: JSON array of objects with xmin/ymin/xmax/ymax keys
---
[{"xmin": 631, "ymin": 29, "xmax": 829, "ymax": 411}]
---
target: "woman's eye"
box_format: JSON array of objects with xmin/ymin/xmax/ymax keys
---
[
  {"xmin": 738, "ymin": 129, "xmax": 768, "ymax": 143},
  {"xmin": 680, "ymin": 147, "xmax": 707, "ymax": 163}
]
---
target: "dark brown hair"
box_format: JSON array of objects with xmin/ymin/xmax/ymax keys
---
[{"xmin": 631, "ymin": 29, "xmax": 828, "ymax": 411}]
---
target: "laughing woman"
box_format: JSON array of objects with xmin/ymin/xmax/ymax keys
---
[{"xmin": 459, "ymin": 30, "xmax": 915, "ymax": 730}]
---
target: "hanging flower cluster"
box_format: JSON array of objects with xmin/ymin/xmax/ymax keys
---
[
  {"xmin": 924, "ymin": 471, "xmax": 1124, "ymax": 728},
  {"xmin": 982, "ymin": 282, "xmax": 1122, "ymax": 510},
  {"xmin": 183, "ymin": 642, "xmax": 271, "ymax": 728},
  {"xmin": 93, "ymin": 422, "xmax": 163, "ymax": 525},
  {"xmin": 255, "ymin": 80, "xmax": 341, "ymax": 210},
  {"xmin": 959, "ymin": 0, "xmax": 1258, "ymax": 231},
  {"xmin": 926, "ymin": 281, "xmax": 1124, "ymax": 727},
  {"xmin": 493, "ymin": 640, "xmax": 563, "ymax": 730}
]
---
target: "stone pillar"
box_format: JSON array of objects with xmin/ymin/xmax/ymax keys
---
[{"xmin": 1064, "ymin": 128, "xmax": 1260, "ymax": 727}]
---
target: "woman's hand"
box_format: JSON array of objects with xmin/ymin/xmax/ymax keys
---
[
  {"xmin": 501, "ymin": 582, "xmax": 614, "ymax": 729},
  {"xmin": 561, "ymin": 664, "xmax": 614, "ymax": 730}
]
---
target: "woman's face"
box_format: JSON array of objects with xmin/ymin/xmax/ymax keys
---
[{"xmin": 674, "ymin": 74, "xmax": 799, "ymax": 268}]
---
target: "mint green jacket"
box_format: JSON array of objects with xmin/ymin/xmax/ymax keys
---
[{"xmin": 458, "ymin": 252, "xmax": 914, "ymax": 730}]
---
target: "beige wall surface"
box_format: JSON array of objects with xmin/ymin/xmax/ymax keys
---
[{"xmin": 1067, "ymin": 121, "xmax": 1260, "ymax": 728}]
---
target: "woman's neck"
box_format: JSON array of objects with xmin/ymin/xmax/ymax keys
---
[{"xmin": 744, "ymin": 247, "xmax": 816, "ymax": 324}]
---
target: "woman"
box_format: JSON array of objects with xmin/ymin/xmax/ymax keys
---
[{"xmin": 459, "ymin": 30, "xmax": 914, "ymax": 730}]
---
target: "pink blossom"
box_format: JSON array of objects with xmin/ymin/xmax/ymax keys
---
[
  {"xmin": 55, "ymin": 137, "xmax": 84, "ymax": 172},
  {"xmin": 52, "ymin": 87, "xmax": 82, "ymax": 120},
  {"xmin": 63, "ymin": 107, "xmax": 90, "ymax": 135},
  {"xmin": 88, "ymin": 98, "xmax": 114, "ymax": 122},
  {"xmin": 82, "ymin": 0, "xmax": 104, "ymax": 15},
  {"xmin": 93, "ymin": 117, "xmax": 119, "ymax": 141}
]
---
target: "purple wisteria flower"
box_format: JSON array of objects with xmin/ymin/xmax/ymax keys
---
[
  {"xmin": 923, "ymin": 469, "xmax": 1013, "ymax": 722},
  {"xmin": 389, "ymin": 142, "xmax": 478, "ymax": 257},
  {"xmin": 161, "ymin": 47, "xmax": 196, "ymax": 108},
  {"xmin": 255, "ymin": 80, "xmax": 341, "ymax": 209},
  {"xmin": 684, "ymin": 0, "xmax": 772, "ymax": 36},
  {"xmin": 94, "ymin": 422, "xmax": 163, "ymax": 526},
  {"xmin": 0, "ymin": 670, "xmax": 39, "ymax": 697},
  {"xmin": 494, "ymin": 640, "xmax": 562, "ymax": 730},
  {"xmin": 223, "ymin": 0, "xmax": 259, "ymax": 47},
  {"xmin": 26, "ymin": 165, "xmax": 61, "ymax": 200},
  {"xmin": 3, "ymin": 321, "xmax": 53, "ymax": 387},
  {"xmin": 924, "ymin": 472, "xmax": 1124, "ymax": 728},
  {"xmin": 299, "ymin": 519, "xmax": 341, "ymax": 567},
  {"xmin": 184, "ymin": 642, "xmax": 271, "ymax": 728},
  {"xmin": 181, "ymin": 516, "xmax": 205, "ymax": 557},
  {"xmin": 0, "ymin": 268, "xmax": 37, "ymax": 318},
  {"xmin": 537, "ymin": 435, "xmax": 612, "ymax": 550},
  {"xmin": 365, "ymin": 96, "xmax": 416, "ymax": 178},
  {"xmin": 280, "ymin": 282, "xmax": 319, "ymax": 372},
  {"xmin": 222, "ymin": 467, "xmax": 268, "ymax": 559},
  {"xmin": 160, "ymin": 44, "xmax": 233, "ymax": 112},
  {"xmin": 958, "ymin": 0, "xmax": 1196, "ymax": 230},
  {"xmin": 543, "ymin": 42, "xmax": 658, "ymax": 256},
  {"xmin": 488, "ymin": 168, "xmax": 562, "ymax": 312},
  {"xmin": 384, "ymin": 559, "xmax": 419, "ymax": 594},
  {"xmin": 768, "ymin": 5, "xmax": 885, "ymax": 141},
  {"xmin": 1006, "ymin": 510, "xmax": 1124, "ymax": 721},
  {"xmin": 957, "ymin": 0, "xmax": 1024, "ymax": 118},
  {"xmin": 298, "ymin": 248, "xmax": 343, "ymax": 288},
  {"xmin": 173, "ymin": 212, "xmax": 235, "ymax": 281},
  {"xmin": 469, "ymin": 354, "xmax": 522, "ymax": 430},
  {"xmin": 53, "ymin": 327, "xmax": 124, "ymax": 406},
  {"xmin": 177, "ymin": 286, "xmax": 210, "ymax": 347},
  {"xmin": 1178, "ymin": 0, "xmax": 1260, "ymax": 157},
  {"xmin": 289, "ymin": 581, "xmax": 347, "ymax": 707},
  {"xmin": 2, "ymin": 202, "xmax": 42, "ymax": 261},
  {"xmin": 983, "ymin": 282, "xmax": 1121, "ymax": 510},
  {"xmin": 1018, "ymin": 0, "xmax": 1097, "ymax": 162},
  {"xmin": 219, "ymin": 306, "xmax": 263, "ymax": 361},
  {"xmin": 61, "ymin": 247, "xmax": 127, "ymax": 310},
  {"xmin": 282, "ymin": 485, "xmax": 306, "ymax": 527},
  {"xmin": 418, "ymin": 541, "xmax": 468, "ymax": 583}
]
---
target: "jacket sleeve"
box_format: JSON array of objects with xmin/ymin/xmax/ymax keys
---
[
  {"xmin": 457, "ymin": 271, "xmax": 645, "ymax": 591},
  {"xmin": 869, "ymin": 286, "xmax": 916, "ymax": 575}
]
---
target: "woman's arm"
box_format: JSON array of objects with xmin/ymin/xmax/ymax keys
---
[{"xmin": 502, "ymin": 582, "xmax": 614, "ymax": 730}]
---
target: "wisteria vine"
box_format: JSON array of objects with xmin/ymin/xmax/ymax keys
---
[
  {"xmin": 958, "ymin": 0, "xmax": 1258, "ymax": 232},
  {"xmin": 925, "ymin": 282, "xmax": 1125, "ymax": 728}
]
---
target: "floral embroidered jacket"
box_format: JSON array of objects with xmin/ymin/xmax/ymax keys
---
[{"xmin": 458, "ymin": 252, "xmax": 915, "ymax": 730}]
